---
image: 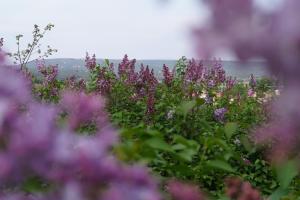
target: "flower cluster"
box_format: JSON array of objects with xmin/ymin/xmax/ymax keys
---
[
  {"xmin": 118, "ymin": 54, "xmax": 138, "ymax": 84},
  {"xmin": 184, "ymin": 59, "xmax": 203, "ymax": 84},
  {"xmin": 85, "ymin": 53, "xmax": 97, "ymax": 70},
  {"xmin": 167, "ymin": 180, "xmax": 205, "ymax": 200},
  {"xmin": 37, "ymin": 60, "xmax": 58, "ymax": 85},
  {"xmin": 162, "ymin": 64, "xmax": 173, "ymax": 86},
  {"xmin": 85, "ymin": 53, "xmax": 115, "ymax": 95},
  {"xmin": 214, "ymin": 107, "xmax": 227, "ymax": 122},
  {"xmin": 65, "ymin": 75, "xmax": 86, "ymax": 91},
  {"xmin": 225, "ymin": 177, "xmax": 261, "ymax": 200}
]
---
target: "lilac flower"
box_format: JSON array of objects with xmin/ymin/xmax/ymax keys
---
[
  {"xmin": 247, "ymin": 89, "xmax": 255, "ymax": 97},
  {"xmin": 205, "ymin": 95, "xmax": 213, "ymax": 104},
  {"xmin": 0, "ymin": 50, "xmax": 5, "ymax": 63},
  {"xmin": 167, "ymin": 180, "xmax": 204, "ymax": 200},
  {"xmin": 162, "ymin": 64, "xmax": 173, "ymax": 86},
  {"xmin": 85, "ymin": 52, "xmax": 96, "ymax": 70},
  {"xmin": 207, "ymin": 80, "xmax": 215, "ymax": 88},
  {"xmin": 225, "ymin": 177, "xmax": 261, "ymax": 200},
  {"xmin": 60, "ymin": 91, "xmax": 107, "ymax": 130},
  {"xmin": 225, "ymin": 76, "xmax": 236, "ymax": 90},
  {"xmin": 212, "ymin": 59, "xmax": 226, "ymax": 84},
  {"xmin": 78, "ymin": 79, "xmax": 86, "ymax": 91},
  {"xmin": 0, "ymin": 67, "xmax": 31, "ymax": 103},
  {"xmin": 102, "ymin": 183, "xmax": 161, "ymax": 200},
  {"xmin": 214, "ymin": 108, "xmax": 227, "ymax": 122},
  {"xmin": 65, "ymin": 76, "xmax": 77, "ymax": 90},
  {"xmin": 184, "ymin": 59, "xmax": 203, "ymax": 83},
  {"xmin": 118, "ymin": 54, "xmax": 129, "ymax": 77},
  {"xmin": 37, "ymin": 60, "xmax": 58, "ymax": 86},
  {"xmin": 146, "ymin": 91, "xmax": 155, "ymax": 117},
  {"xmin": 249, "ymin": 74, "xmax": 256, "ymax": 89}
]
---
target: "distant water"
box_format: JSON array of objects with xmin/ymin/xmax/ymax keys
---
[{"xmin": 28, "ymin": 58, "xmax": 269, "ymax": 80}]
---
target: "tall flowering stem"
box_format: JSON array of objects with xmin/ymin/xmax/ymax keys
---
[{"xmin": 162, "ymin": 64, "xmax": 173, "ymax": 86}]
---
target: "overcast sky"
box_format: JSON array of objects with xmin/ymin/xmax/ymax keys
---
[
  {"xmin": 1, "ymin": 0, "xmax": 207, "ymax": 59},
  {"xmin": 1, "ymin": 0, "xmax": 280, "ymax": 60}
]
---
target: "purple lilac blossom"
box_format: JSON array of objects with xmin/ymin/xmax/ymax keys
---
[
  {"xmin": 85, "ymin": 52, "xmax": 97, "ymax": 70},
  {"xmin": 162, "ymin": 64, "xmax": 173, "ymax": 86},
  {"xmin": 167, "ymin": 180, "xmax": 204, "ymax": 200},
  {"xmin": 214, "ymin": 108, "xmax": 227, "ymax": 122}
]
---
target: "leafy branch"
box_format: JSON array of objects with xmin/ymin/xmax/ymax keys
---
[{"xmin": 8, "ymin": 23, "xmax": 57, "ymax": 70}]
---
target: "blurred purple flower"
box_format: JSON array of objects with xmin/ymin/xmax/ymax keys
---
[
  {"xmin": 167, "ymin": 180, "xmax": 204, "ymax": 200},
  {"xmin": 61, "ymin": 91, "xmax": 107, "ymax": 130},
  {"xmin": 247, "ymin": 89, "xmax": 255, "ymax": 97}
]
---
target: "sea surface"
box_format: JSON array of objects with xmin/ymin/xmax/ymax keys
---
[{"xmin": 28, "ymin": 58, "xmax": 269, "ymax": 80}]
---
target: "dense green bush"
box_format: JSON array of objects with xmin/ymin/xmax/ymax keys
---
[{"xmin": 29, "ymin": 55, "xmax": 299, "ymax": 198}]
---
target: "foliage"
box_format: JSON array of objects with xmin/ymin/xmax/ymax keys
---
[{"xmin": 29, "ymin": 53, "xmax": 300, "ymax": 198}]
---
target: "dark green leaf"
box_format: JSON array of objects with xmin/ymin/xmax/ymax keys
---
[
  {"xmin": 224, "ymin": 122, "xmax": 238, "ymax": 139},
  {"xmin": 207, "ymin": 160, "xmax": 236, "ymax": 173}
]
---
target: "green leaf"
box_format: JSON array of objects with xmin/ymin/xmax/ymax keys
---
[
  {"xmin": 178, "ymin": 149, "xmax": 197, "ymax": 162},
  {"xmin": 172, "ymin": 143, "xmax": 186, "ymax": 151},
  {"xmin": 22, "ymin": 177, "xmax": 47, "ymax": 193},
  {"xmin": 240, "ymin": 135, "xmax": 254, "ymax": 153},
  {"xmin": 178, "ymin": 100, "xmax": 196, "ymax": 117},
  {"xmin": 104, "ymin": 59, "xmax": 110, "ymax": 67},
  {"xmin": 224, "ymin": 122, "xmax": 238, "ymax": 139},
  {"xmin": 269, "ymin": 188, "xmax": 289, "ymax": 200},
  {"xmin": 207, "ymin": 160, "xmax": 236, "ymax": 173},
  {"xmin": 196, "ymin": 98, "xmax": 205, "ymax": 106},
  {"xmin": 276, "ymin": 160, "xmax": 298, "ymax": 189},
  {"xmin": 145, "ymin": 138, "xmax": 172, "ymax": 152}
]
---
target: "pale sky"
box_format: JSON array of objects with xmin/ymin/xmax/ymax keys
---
[
  {"xmin": 1, "ymin": 0, "xmax": 206, "ymax": 59},
  {"xmin": 1, "ymin": 0, "xmax": 279, "ymax": 60}
]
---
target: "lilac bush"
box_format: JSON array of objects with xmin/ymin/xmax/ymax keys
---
[
  {"xmin": 196, "ymin": 0, "xmax": 300, "ymax": 163},
  {"xmin": 0, "ymin": 52, "xmax": 163, "ymax": 200}
]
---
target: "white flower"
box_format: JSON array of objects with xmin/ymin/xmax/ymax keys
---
[
  {"xmin": 234, "ymin": 139, "xmax": 241, "ymax": 145},
  {"xmin": 167, "ymin": 110, "xmax": 175, "ymax": 119}
]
